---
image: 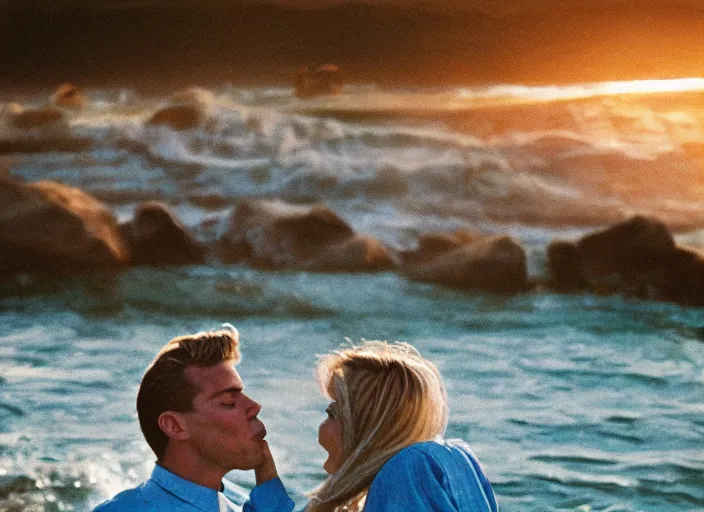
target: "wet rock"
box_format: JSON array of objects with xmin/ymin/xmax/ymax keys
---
[
  {"xmin": 547, "ymin": 215, "xmax": 704, "ymax": 305},
  {"xmin": 577, "ymin": 215, "xmax": 675, "ymax": 285},
  {"xmin": 0, "ymin": 103, "xmax": 92, "ymax": 154},
  {"xmin": 120, "ymin": 201, "xmax": 206, "ymax": 266},
  {"xmin": 147, "ymin": 87, "xmax": 214, "ymax": 130},
  {"xmin": 219, "ymin": 199, "xmax": 395, "ymax": 272},
  {"xmin": 402, "ymin": 231, "xmax": 527, "ymax": 293},
  {"xmin": 303, "ymin": 235, "xmax": 396, "ymax": 272},
  {"xmin": 50, "ymin": 83, "xmax": 87, "ymax": 110},
  {"xmin": 0, "ymin": 177, "xmax": 129, "ymax": 274},
  {"xmin": 6, "ymin": 104, "xmax": 66, "ymax": 130},
  {"xmin": 657, "ymin": 246, "xmax": 704, "ymax": 306},
  {"xmin": 400, "ymin": 230, "xmax": 479, "ymax": 266},
  {"xmin": 295, "ymin": 64, "xmax": 343, "ymax": 98},
  {"xmin": 546, "ymin": 240, "xmax": 587, "ymax": 292}
]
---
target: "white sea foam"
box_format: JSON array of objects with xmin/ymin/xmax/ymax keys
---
[{"xmin": 5, "ymin": 81, "xmax": 704, "ymax": 242}]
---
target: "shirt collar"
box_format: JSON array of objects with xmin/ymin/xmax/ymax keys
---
[{"xmin": 150, "ymin": 464, "xmax": 222, "ymax": 512}]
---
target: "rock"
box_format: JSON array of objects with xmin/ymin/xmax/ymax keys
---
[
  {"xmin": 576, "ymin": 215, "xmax": 675, "ymax": 287},
  {"xmin": 219, "ymin": 199, "xmax": 395, "ymax": 272},
  {"xmin": 546, "ymin": 240, "xmax": 587, "ymax": 292},
  {"xmin": 50, "ymin": 82, "xmax": 87, "ymax": 110},
  {"xmin": 7, "ymin": 105, "xmax": 66, "ymax": 130},
  {"xmin": 546, "ymin": 215, "xmax": 704, "ymax": 305},
  {"xmin": 400, "ymin": 230, "xmax": 479, "ymax": 266},
  {"xmin": 402, "ymin": 232, "xmax": 528, "ymax": 293},
  {"xmin": 220, "ymin": 200, "xmax": 351, "ymax": 266},
  {"xmin": 0, "ymin": 104, "xmax": 91, "ymax": 154},
  {"xmin": 120, "ymin": 201, "xmax": 206, "ymax": 266},
  {"xmin": 0, "ymin": 104, "xmax": 92, "ymax": 154},
  {"xmin": 0, "ymin": 178, "xmax": 129, "ymax": 274},
  {"xmin": 147, "ymin": 87, "xmax": 214, "ymax": 130},
  {"xmin": 657, "ymin": 246, "xmax": 704, "ymax": 306},
  {"xmin": 147, "ymin": 105, "xmax": 204, "ymax": 131},
  {"xmin": 303, "ymin": 235, "xmax": 396, "ymax": 272},
  {"xmin": 295, "ymin": 64, "xmax": 343, "ymax": 98}
]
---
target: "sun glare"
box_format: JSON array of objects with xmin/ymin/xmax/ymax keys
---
[
  {"xmin": 596, "ymin": 78, "xmax": 704, "ymax": 96},
  {"xmin": 458, "ymin": 78, "xmax": 704, "ymax": 105}
]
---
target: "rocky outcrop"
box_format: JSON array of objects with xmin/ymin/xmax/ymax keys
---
[
  {"xmin": 1, "ymin": 84, "xmax": 84, "ymax": 134},
  {"xmin": 401, "ymin": 230, "xmax": 528, "ymax": 293},
  {"xmin": 0, "ymin": 103, "xmax": 92, "ymax": 154},
  {"xmin": 546, "ymin": 240, "xmax": 586, "ymax": 292},
  {"xmin": 547, "ymin": 215, "xmax": 704, "ymax": 305},
  {"xmin": 301, "ymin": 235, "xmax": 395, "ymax": 272},
  {"xmin": 294, "ymin": 64, "xmax": 343, "ymax": 98},
  {"xmin": 147, "ymin": 87, "xmax": 215, "ymax": 130},
  {"xmin": 218, "ymin": 199, "xmax": 395, "ymax": 271},
  {"xmin": 0, "ymin": 178, "xmax": 129, "ymax": 274},
  {"xmin": 120, "ymin": 201, "xmax": 206, "ymax": 266},
  {"xmin": 50, "ymin": 83, "xmax": 87, "ymax": 110},
  {"xmin": 5, "ymin": 103, "xmax": 66, "ymax": 130}
]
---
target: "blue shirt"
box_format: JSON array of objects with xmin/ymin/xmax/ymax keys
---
[
  {"xmin": 94, "ymin": 464, "xmax": 294, "ymax": 512},
  {"xmin": 363, "ymin": 439, "xmax": 498, "ymax": 512}
]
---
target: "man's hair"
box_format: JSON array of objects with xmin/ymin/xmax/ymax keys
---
[
  {"xmin": 136, "ymin": 328, "xmax": 241, "ymax": 460},
  {"xmin": 308, "ymin": 341, "xmax": 448, "ymax": 512}
]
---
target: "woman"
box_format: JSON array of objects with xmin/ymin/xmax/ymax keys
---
[{"xmin": 307, "ymin": 341, "xmax": 498, "ymax": 512}]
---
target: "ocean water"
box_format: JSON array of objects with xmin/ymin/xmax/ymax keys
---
[{"xmin": 1, "ymin": 80, "xmax": 704, "ymax": 511}]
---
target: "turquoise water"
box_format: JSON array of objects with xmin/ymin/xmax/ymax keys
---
[
  {"xmin": 2, "ymin": 267, "xmax": 703, "ymax": 511},
  {"xmin": 2, "ymin": 82, "xmax": 704, "ymax": 511}
]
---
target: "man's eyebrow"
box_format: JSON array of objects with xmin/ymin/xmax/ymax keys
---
[{"xmin": 208, "ymin": 386, "xmax": 243, "ymax": 400}]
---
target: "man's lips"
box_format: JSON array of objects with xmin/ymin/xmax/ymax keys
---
[{"xmin": 252, "ymin": 420, "xmax": 267, "ymax": 439}]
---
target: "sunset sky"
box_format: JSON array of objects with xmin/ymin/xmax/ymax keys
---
[
  {"xmin": 8, "ymin": 0, "xmax": 704, "ymax": 13},
  {"xmin": 1, "ymin": 0, "xmax": 702, "ymax": 91},
  {"xmin": 266, "ymin": 0, "xmax": 704, "ymax": 13}
]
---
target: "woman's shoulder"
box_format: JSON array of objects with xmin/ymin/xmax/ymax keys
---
[
  {"xmin": 392, "ymin": 438, "xmax": 477, "ymax": 461},
  {"xmin": 375, "ymin": 438, "xmax": 477, "ymax": 477},
  {"xmin": 370, "ymin": 439, "xmax": 498, "ymax": 512}
]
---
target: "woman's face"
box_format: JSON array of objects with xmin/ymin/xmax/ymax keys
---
[{"xmin": 318, "ymin": 401, "xmax": 344, "ymax": 474}]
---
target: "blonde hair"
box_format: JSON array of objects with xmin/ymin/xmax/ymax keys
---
[
  {"xmin": 137, "ymin": 326, "xmax": 241, "ymax": 459},
  {"xmin": 308, "ymin": 341, "xmax": 448, "ymax": 512}
]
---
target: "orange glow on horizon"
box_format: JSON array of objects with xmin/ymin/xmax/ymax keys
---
[
  {"xmin": 458, "ymin": 78, "xmax": 704, "ymax": 105},
  {"xmin": 294, "ymin": 78, "xmax": 704, "ymax": 115}
]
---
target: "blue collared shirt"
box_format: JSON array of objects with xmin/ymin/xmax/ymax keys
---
[
  {"xmin": 94, "ymin": 464, "xmax": 294, "ymax": 512},
  {"xmin": 362, "ymin": 439, "xmax": 499, "ymax": 512}
]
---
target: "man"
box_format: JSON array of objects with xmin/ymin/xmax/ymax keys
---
[{"xmin": 94, "ymin": 325, "xmax": 294, "ymax": 512}]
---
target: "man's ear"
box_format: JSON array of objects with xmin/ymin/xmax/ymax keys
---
[{"xmin": 158, "ymin": 411, "xmax": 190, "ymax": 441}]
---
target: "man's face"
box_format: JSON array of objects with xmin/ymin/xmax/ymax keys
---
[{"xmin": 180, "ymin": 361, "xmax": 268, "ymax": 472}]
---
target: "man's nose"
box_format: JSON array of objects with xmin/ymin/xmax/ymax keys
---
[{"xmin": 246, "ymin": 396, "xmax": 262, "ymax": 418}]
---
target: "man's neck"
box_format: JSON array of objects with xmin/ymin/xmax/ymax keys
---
[{"xmin": 159, "ymin": 449, "xmax": 226, "ymax": 490}]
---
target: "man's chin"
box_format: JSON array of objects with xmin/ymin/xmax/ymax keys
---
[{"xmin": 225, "ymin": 455, "xmax": 264, "ymax": 472}]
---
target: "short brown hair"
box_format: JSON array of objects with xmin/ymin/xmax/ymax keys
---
[{"xmin": 136, "ymin": 329, "xmax": 241, "ymax": 459}]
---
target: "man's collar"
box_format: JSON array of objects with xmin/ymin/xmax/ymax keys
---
[{"xmin": 150, "ymin": 464, "xmax": 222, "ymax": 512}]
